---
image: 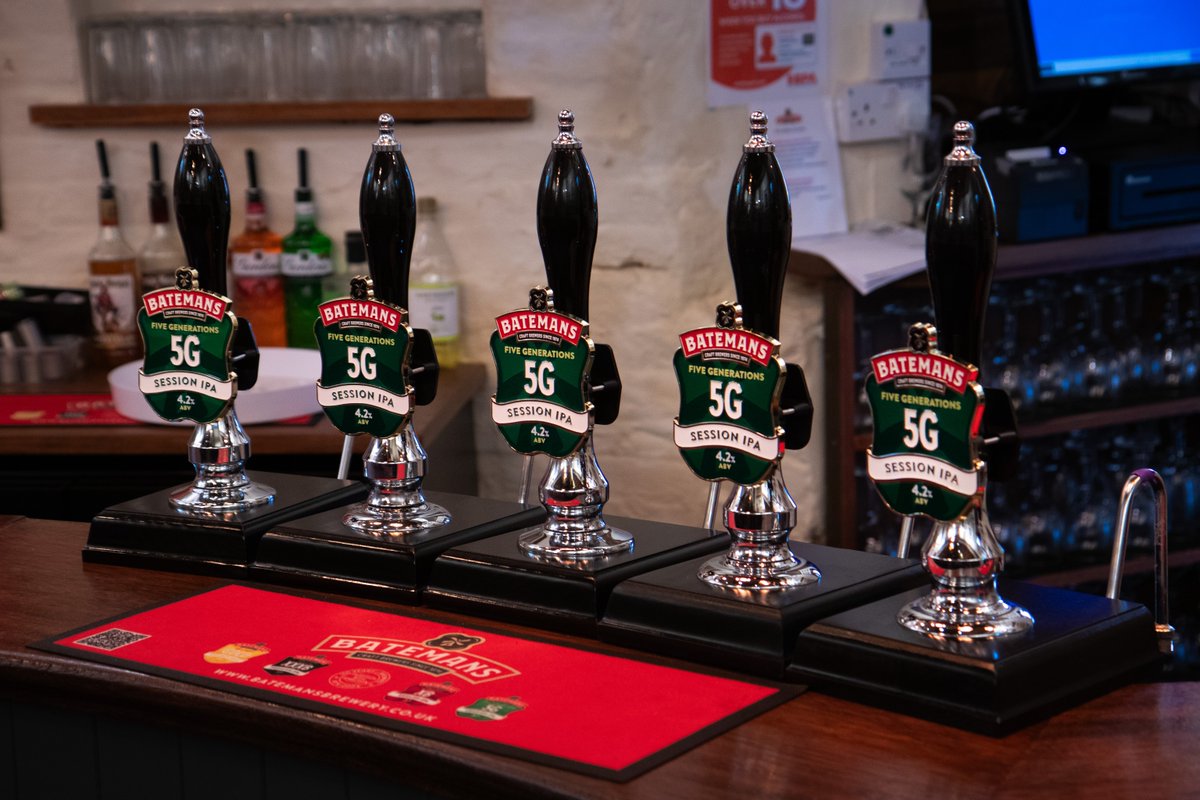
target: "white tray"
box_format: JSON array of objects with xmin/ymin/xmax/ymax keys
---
[{"xmin": 109, "ymin": 347, "xmax": 322, "ymax": 426}]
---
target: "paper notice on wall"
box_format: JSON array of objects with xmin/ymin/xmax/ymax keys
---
[
  {"xmin": 760, "ymin": 98, "xmax": 847, "ymax": 240},
  {"xmin": 708, "ymin": 0, "xmax": 827, "ymax": 107}
]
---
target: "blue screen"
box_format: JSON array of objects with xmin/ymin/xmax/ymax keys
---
[{"xmin": 1025, "ymin": 0, "xmax": 1200, "ymax": 80}]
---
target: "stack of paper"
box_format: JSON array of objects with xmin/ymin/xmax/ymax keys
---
[{"xmin": 794, "ymin": 222, "xmax": 926, "ymax": 295}]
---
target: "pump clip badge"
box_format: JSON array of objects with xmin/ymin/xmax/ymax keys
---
[
  {"xmin": 865, "ymin": 323, "xmax": 985, "ymax": 521},
  {"xmin": 672, "ymin": 302, "xmax": 785, "ymax": 486},
  {"xmin": 490, "ymin": 286, "xmax": 594, "ymax": 458},
  {"xmin": 315, "ymin": 276, "xmax": 414, "ymax": 438},
  {"xmin": 137, "ymin": 267, "xmax": 237, "ymax": 424}
]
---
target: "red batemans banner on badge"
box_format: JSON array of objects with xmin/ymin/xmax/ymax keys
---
[
  {"xmin": 710, "ymin": 0, "xmax": 821, "ymax": 98},
  {"xmin": 37, "ymin": 585, "xmax": 794, "ymax": 781}
]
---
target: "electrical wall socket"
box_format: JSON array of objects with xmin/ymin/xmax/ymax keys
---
[
  {"xmin": 894, "ymin": 76, "xmax": 930, "ymax": 133},
  {"xmin": 870, "ymin": 19, "xmax": 931, "ymax": 80},
  {"xmin": 835, "ymin": 81, "xmax": 902, "ymax": 143}
]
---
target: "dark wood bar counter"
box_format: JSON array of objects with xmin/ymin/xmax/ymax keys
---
[
  {"xmin": 0, "ymin": 364, "xmax": 485, "ymax": 520},
  {"xmin": 1, "ymin": 515, "xmax": 1197, "ymax": 799}
]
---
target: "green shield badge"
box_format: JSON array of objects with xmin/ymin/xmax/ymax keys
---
[
  {"xmin": 137, "ymin": 277, "xmax": 236, "ymax": 424},
  {"xmin": 865, "ymin": 323, "xmax": 985, "ymax": 522},
  {"xmin": 315, "ymin": 281, "xmax": 412, "ymax": 438},
  {"xmin": 490, "ymin": 287, "xmax": 593, "ymax": 458},
  {"xmin": 672, "ymin": 303, "xmax": 785, "ymax": 485}
]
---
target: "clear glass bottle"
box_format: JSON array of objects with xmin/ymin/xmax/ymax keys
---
[
  {"xmin": 138, "ymin": 141, "xmax": 185, "ymax": 294},
  {"xmin": 282, "ymin": 148, "xmax": 333, "ymax": 349},
  {"xmin": 409, "ymin": 197, "xmax": 461, "ymax": 367},
  {"xmin": 230, "ymin": 149, "xmax": 287, "ymax": 347},
  {"xmin": 88, "ymin": 140, "xmax": 142, "ymax": 366}
]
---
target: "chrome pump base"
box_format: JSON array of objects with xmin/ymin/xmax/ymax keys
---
[
  {"xmin": 170, "ymin": 409, "xmax": 275, "ymax": 513},
  {"xmin": 518, "ymin": 434, "xmax": 633, "ymax": 560},
  {"xmin": 342, "ymin": 425, "xmax": 451, "ymax": 536},
  {"xmin": 897, "ymin": 509, "xmax": 1033, "ymax": 639},
  {"xmin": 699, "ymin": 467, "xmax": 820, "ymax": 592}
]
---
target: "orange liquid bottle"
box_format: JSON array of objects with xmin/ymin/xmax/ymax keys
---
[{"xmin": 229, "ymin": 149, "xmax": 287, "ymax": 348}]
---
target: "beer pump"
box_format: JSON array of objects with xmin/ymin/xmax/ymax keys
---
[
  {"xmin": 789, "ymin": 122, "xmax": 1162, "ymax": 731},
  {"xmin": 426, "ymin": 111, "xmax": 725, "ymax": 632},
  {"xmin": 87, "ymin": 110, "xmax": 364, "ymax": 574},
  {"xmin": 599, "ymin": 112, "xmax": 925, "ymax": 677},
  {"xmin": 252, "ymin": 115, "xmax": 542, "ymax": 600}
]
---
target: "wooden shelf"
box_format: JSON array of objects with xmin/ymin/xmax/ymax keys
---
[
  {"xmin": 996, "ymin": 222, "xmax": 1200, "ymax": 281},
  {"xmin": 851, "ymin": 395, "xmax": 1200, "ymax": 451},
  {"xmin": 792, "ymin": 221, "xmax": 1200, "ymax": 294},
  {"xmin": 28, "ymin": 98, "xmax": 533, "ymax": 128}
]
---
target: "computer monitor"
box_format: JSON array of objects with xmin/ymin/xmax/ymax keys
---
[{"xmin": 1011, "ymin": 0, "xmax": 1200, "ymax": 93}]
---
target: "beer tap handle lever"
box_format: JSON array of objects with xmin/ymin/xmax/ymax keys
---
[
  {"xmin": 360, "ymin": 114, "xmax": 438, "ymax": 405},
  {"xmin": 727, "ymin": 111, "xmax": 810, "ymax": 451},
  {"xmin": 537, "ymin": 110, "xmax": 620, "ymax": 425},
  {"xmin": 175, "ymin": 109, "xmax": 259, "ymax": 391},
  {"xmin": 925, "ymin": 121, "xmax": 1018, "ymax": 479}
]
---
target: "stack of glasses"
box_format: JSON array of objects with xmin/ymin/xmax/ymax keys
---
[{"xmin": 84, "ymin": 10, "xmax": 486, "ymax": 105}]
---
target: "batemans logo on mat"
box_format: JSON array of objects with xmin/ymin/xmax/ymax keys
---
[
  {"xmin": 490, "ymin": 286, "xmax": 593, "ymax": 458},
  {"xmin": 672, "ymin": 303, "xmax": 785, "ymax": 485},
  {"xmin": 313, "ymin": 633, "xmax": 519, "ymax": 685},
  {"xmin": 137, "ymin": 269, "xmax": 237, "ymax": 424},
  {"xmin": 314, "ymin": 277, "xmax": 413, "ymax": 438},
  {"xmin": 865, "ymin": 323, "xmax": 985, "ymax": 522}
]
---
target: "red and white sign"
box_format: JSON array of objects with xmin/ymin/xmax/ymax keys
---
[{"xmin": 709, "ymin": 0, "xmax": 825, "ymax": 107}]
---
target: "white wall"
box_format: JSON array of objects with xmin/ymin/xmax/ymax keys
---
[{"xmin": 0, "ymin": 0, "xmax": 924, "ymax": 539}]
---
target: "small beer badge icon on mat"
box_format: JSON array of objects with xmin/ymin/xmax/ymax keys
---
[
  {"xmin": 387, "ymin": 680, "xmax": 460, "ymax": 706},
  {"xmin": 424, "ymin": 633, "xmax": 483, "ymax": 650},
  {"xmin": 264, "ymin": 654, "xmax": 331, "ymax": 676},
  {"xmin": 203, "ymin": 642, "xmax": 270, "ymax": 664},
  {"xmin": 456, "ymin": 696, "xmax": 527, "ymax": 721}
]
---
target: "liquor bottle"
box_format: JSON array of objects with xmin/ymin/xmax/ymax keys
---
[
  {"xmin": 138, "ymin": 141, "xmax": 186, "ymax": 294},
  {"xmin": 409, "ymin": 197, "xmax": 461, "ymax": 367},
  {"xmin": 344, "ymin": 230, "xmax": 366, "ymax": 278},
  {"xmin": 230, "ymin": 148, "xmax": 286, "ymax": 347},
  {"xmin": 281, "ymin": 148, "xmax": 333, "ymax": 348},
  {"xmin": 88, "ymin": 139, "xmax": 142, "ymax": 365},
  {"xmin": 924, "ymin": 120, "xmax": 998, "ymax": 372}
]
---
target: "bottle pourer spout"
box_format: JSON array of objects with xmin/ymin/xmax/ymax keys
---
[
  {"xmin": 551, "ymin": 109, "xmax": 582, "ymax": 150},
  {"xmin": 185, "ymin": 108, "xmax": 211, "ymax": 143},
  {"xmin": 744, "ymin": 110, "xmax": 774, "ymax": 153},
  {"xmin": 373, "ymin": 113, "xmax": 400, "ymax": 152}
]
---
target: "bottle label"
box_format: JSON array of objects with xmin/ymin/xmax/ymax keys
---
[
  {"xmin": 490, "ymin": 288, "xmax": 592, "ymax": 458},
  {"xmin": 672, "ymin": 304, "xmax": 785, "ymax": 486},
  {"xmin": 314, "ymin": 287, "xmax": 413, "ymax": 437},
  {"xmin": 281, "ymin": 251, "xmax": 332, "ymax": 277},
  {"xmin": 409, "ymin": 284, "xmax": 459, "ymax": 340},
  {"xmin": 864, "ymin": 322, "xmax": 984, "ymax": 522},
  {"xmin": 232, "ymin": 250, "xmax": 283, "ymax": 277},
  {"xmin": 136, "ymin": 286, "xmax": 237, "ymax": 424},
  {"xmin": 88, "ymin": 272, "xmax": 139, "ymax": 349}
]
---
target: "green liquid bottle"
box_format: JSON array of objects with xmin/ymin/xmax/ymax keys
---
[{"xmin": 281, "ymin": 148, "xmax": 333, "ymax": 348}]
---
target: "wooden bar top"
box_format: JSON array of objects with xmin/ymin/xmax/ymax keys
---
[{"xmin": 1, "ymin": 515, "xmax": 1196, "ymax": 799}]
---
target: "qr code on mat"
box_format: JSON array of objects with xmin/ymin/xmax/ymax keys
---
[{"xmin": 74, "ymin": 628, "xmax": 150, "ymax": 651}]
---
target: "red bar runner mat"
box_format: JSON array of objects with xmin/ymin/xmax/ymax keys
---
[
  {"xmin": 0, "ymin": 394, "xmax": 315, "ymax": 426},
  {"xmin": 33, "ymin": 584, "xmax": 800, "ymax": 781},
  {"xmin": 0, "ymin": 393, "xmax": 134, "ymax": 424}
]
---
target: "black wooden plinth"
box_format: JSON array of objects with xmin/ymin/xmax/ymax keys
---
[
  {"xmin": 423, "ymin": 517, "xmax": 729, "ymax": 635},
  {"xmin": 598, "ymin": 542, "xmax": 927, "ymax": 678},
  {"xmin": 249, "ymin": 492, "xmax": 545, "ymax": 603},
  {"xmin": 85, "ymin": 472, "xmax": 367, "ymax": 577},
  {"xmin": 787, "ymin": 580, "xmax": 1161, "ymax": 733}
]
